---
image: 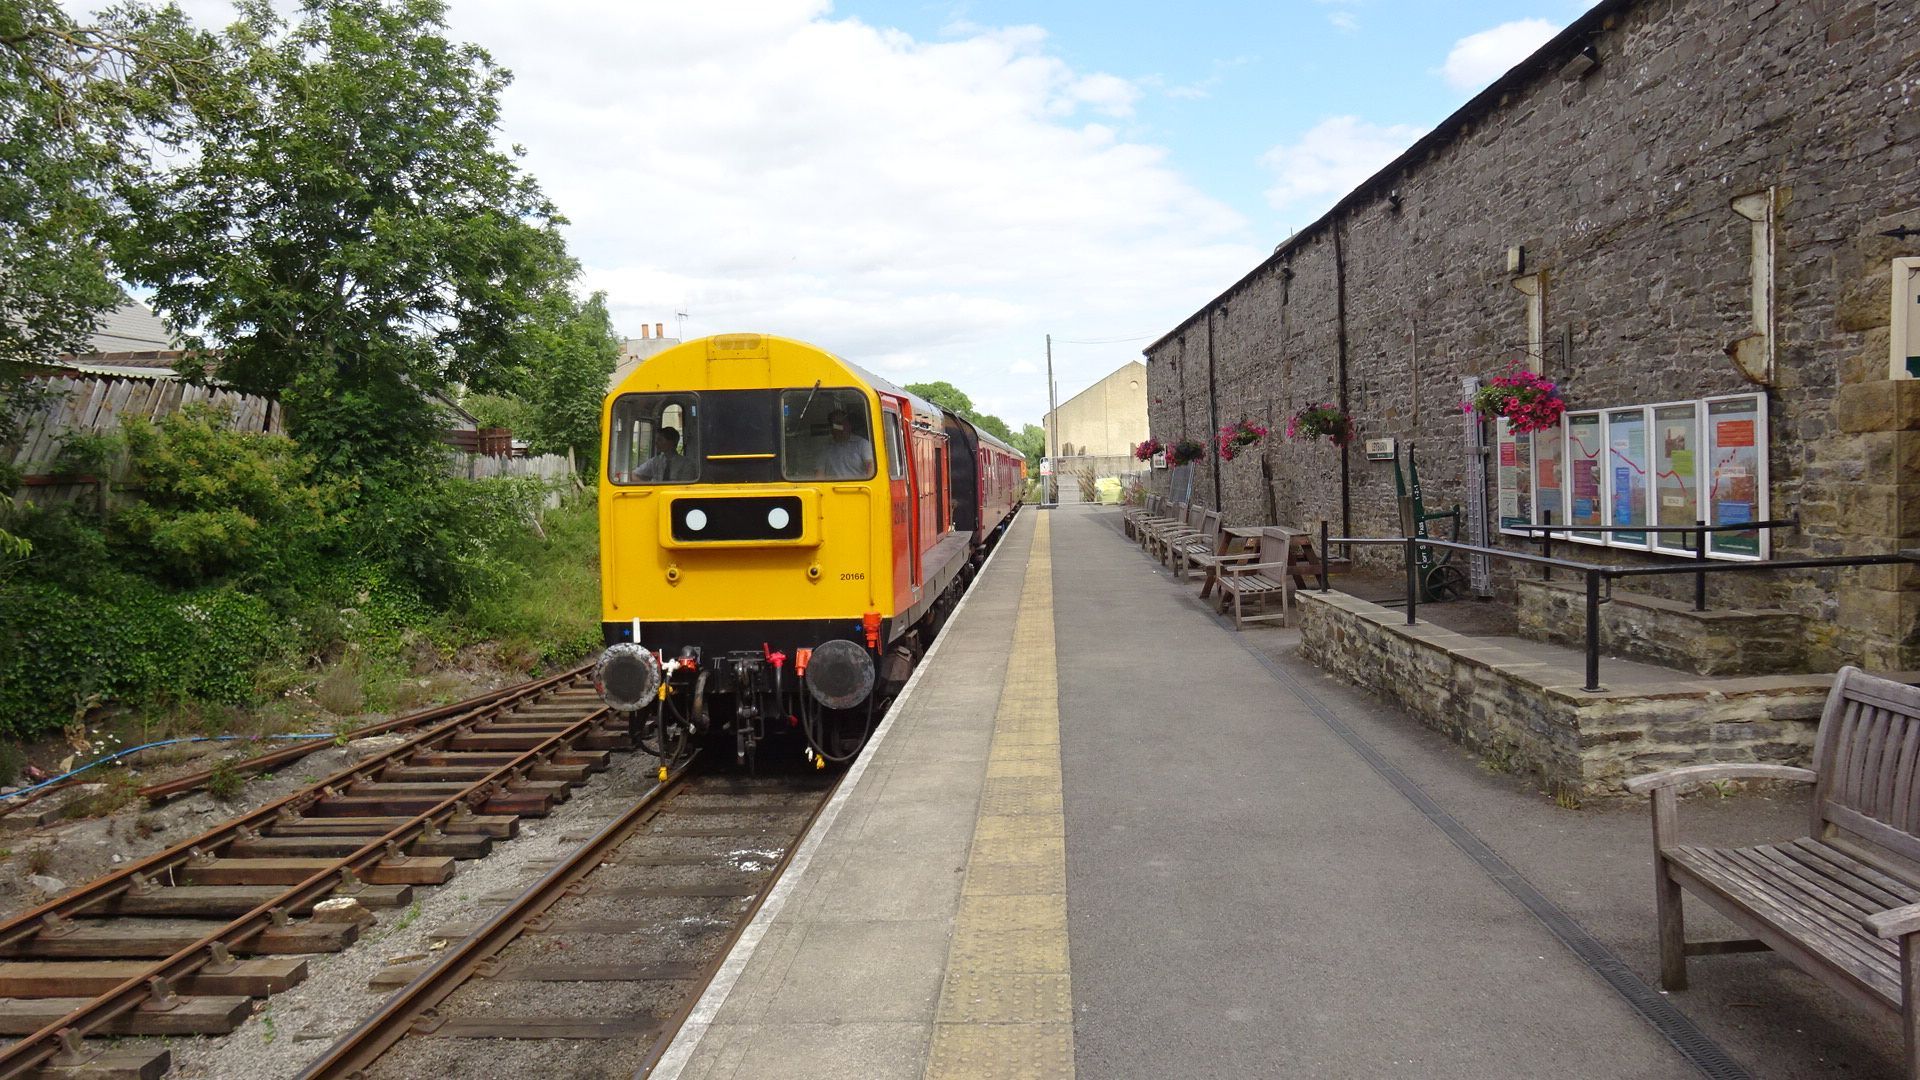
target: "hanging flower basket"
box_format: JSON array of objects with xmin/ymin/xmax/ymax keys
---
[
  {"xmin": 1215, "ymin": 418, "xmax": 1269, "ymax": 461},
  {"xmin": 1134, "ymin": 437, "xmax": 1164, "ymax": 462},
  {"xmin": 1167, "ymin": 438, "xmax": 1206, "ymax": 466},
  {"xmin": 1463, "ymin": 366, "xmax": 1565, "ymax": 434},
  {"xmin": 1286, "ymin": 403, "xmax": 1356, "ymax": 447}
]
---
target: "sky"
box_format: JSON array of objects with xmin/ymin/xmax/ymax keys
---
[{"xmin": 164, "ymin": 0, "xmax": 1599, "ymax": 428}]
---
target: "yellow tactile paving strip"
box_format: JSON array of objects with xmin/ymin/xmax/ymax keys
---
[{"xmin": 926, "ymin": 512, "xmax": 1074, "ymax": 1080}]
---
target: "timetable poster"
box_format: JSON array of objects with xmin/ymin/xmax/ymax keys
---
[
  {"xmin": 1707, "ymin": 396, "xmax": 1764, "ymax": 557},
  {"xmin": 1653, "ymin": 403, "xmax": 1699, "ymax": 553},
  {"xmin": 1533, "ymin": 420, "xmax": 1565, "ymax": 530},
  {"xmin": 1566, "ymin": 412, "xmax": 1603, "ymax": 539},
  {"xmin": 1496, "ymin": 418, "xmax": 1533, "ymax": 531},
  {"xmin": 1606, "ymin": 408, "xmax": 1649, "ymax": 546}
]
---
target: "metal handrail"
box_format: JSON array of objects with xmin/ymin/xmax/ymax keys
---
[{"xmin": 1316, "ymin": 523, "xmax": 1917, "ymax": 694}]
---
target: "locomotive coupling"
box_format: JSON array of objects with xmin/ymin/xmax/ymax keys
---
[{"xmin": 594, "ymin": 643, "xmax": 662, "ymax": 712}]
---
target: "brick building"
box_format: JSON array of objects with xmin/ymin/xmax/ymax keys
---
[{"xmin": 1145, "ymin": 0, "xmax": 1919, "ymax": 671}]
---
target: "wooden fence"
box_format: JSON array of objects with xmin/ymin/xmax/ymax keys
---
[{"xmin": 6, "ymin": 373, "xmax": 577, "ymax": 509}]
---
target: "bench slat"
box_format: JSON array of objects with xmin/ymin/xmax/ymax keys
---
[
  {"xmin": 1671, "ymin": 843, "xmax": 1903, "ymax": 1004},
  {"xmin": 1784, "ymin": 838, "xmax": 1916, "ymax": 908}
]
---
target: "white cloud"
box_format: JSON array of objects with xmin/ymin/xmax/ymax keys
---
[
  {"xmin": 1327, "ymin": 11, "xmax": 1358, "ymax": 32},
  {"xmin": 1259, "ymin": 115, "xmax": 1424, "ymax": 227},
  {"xmin": 165, "ymin": 0, "xmax": 1261, "ymax": 425},
  {"xmin": 1438, "ymin": 18, "xmax": 1559, "ymax": 93}
]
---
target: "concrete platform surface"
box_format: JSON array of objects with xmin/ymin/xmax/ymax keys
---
[{"xmin": 652, "ymin": 505, "xmax": 1904, "ymax": 1080}]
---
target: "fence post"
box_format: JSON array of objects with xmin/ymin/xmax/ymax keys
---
[
  {"xmin": 1693, "ymin": 519, "xmax": 1708, "ymax": 611},
  {"xmin": 1541, "ymin": 509, "xmax": 1554, "ymax": 582},
  {"xmin": 1319, "ymin": 520, "xmax": 1331, "ymax": 593},
  {"xmin": 1585, "ymin": 569, "xmax": 1602, "ymax": 692},
  {"xmin": 1404, "ymin": 535, "xmax": 1419, "ymax": 626}
]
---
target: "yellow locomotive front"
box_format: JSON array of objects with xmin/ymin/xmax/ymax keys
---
[{"xmin": 594, "ymin": 333, "xmax": 897, "ymax": 765}]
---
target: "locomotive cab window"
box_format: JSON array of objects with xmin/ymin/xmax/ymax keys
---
[
  {"xmin": 609, "ymin": 393, "xmax": 699, "ymax": 485},
  {"xmin": 782, "ymin": 388, "xmax": 875, "ymax": 481},
  {"xmin": 883, "ymin": 411, "xmax": 907, "ymax": 480}
]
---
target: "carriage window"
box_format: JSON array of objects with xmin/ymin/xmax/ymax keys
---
[
  {"xmin": 608, "ymin": 392, "xmax": 699, "ymax": 485},
  {"xmin": 781, "ymin": 388, "xmax": 875, "ymax": 481}
]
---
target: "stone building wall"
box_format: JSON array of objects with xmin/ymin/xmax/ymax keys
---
[{"xmin": 1145, "ymin": 0, "xmax": 1920, "ymax": 669}]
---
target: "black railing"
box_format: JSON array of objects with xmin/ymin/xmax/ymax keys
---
[
  {"xmin": 1315, "ymin": 523, "xmax": 1917, "ymax": 693},
  {"xmin": 1507, "ymin": 515, "xmax": 1800, "ymax": 610}
]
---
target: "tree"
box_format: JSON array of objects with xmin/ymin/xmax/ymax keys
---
[
  {"xmin": 514, "ymin": 291, "xmax": 620, "ymax": 474},
  {"xmin": 0, "ymin": 0, "xmax": 208, "ymax": 433},
  {"xmin": 906, "ymin": 380, "xmax": 974, "ymax": 417},
  {"xmin": 1011, "ymin": 424, "xmax": 1046, "ymax": 462},
  {"xmin": 905, "ymin": 379, "xmax": 1013, "ymax": 445},
  {"xmin": 115, "ymin": 0, "xmax": 576, "ymax": 479}
]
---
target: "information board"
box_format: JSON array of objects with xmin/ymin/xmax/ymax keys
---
[
  {"xmin": 1566, "ymin": 412, "xmax": 1603, "ymax": 540},
  {"xmin": 1706, "ymin": 394, "xmax": 1765, "ymax": 557},
  {"xmin": 1496, "ymin": 419, "xmax": 1533, "ymax": 532},
  {"xmin": 1605, "ymin": 407, "xmax": 1649, "ymax": 547},
  {"xmin": 1652, "ymin": 402, "xmax": 1701, "ymax": 554},
  {"xmin": 1534, "ymin": 419, "xmax": 1565, "ymax": 531}
]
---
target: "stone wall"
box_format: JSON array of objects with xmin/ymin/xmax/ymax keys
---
[
  {"xmin": 1146, "ymin": 0, "xmax": 1920, "ymax": 670},
  {"xmin": 1295, "ymin": 590, "xmax": 1831, "ymax": 797},
  {"xmin": 1514, "ymin": 578, "xmax": 1808, "ymax": 676}
]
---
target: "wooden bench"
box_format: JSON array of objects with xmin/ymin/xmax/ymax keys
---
[
  {"xmin": 1123, "ymin": 493, "xmax": 1164, "ymax": 542},
  {"xmin": 1146, "ymin": 503, "xmax": 1202, "ymax": 563},
  {"xmin": 1167, "ymin": 510, "xmax": 1223, "ymax": 580},
  {"xmin": 1625, "ymin": 668, "xmax": 1920, "ymax": 1077},
  {"xmin": 1135, "ymin": 499, "xmax": 1187, "ymax": 553},
  {"xmin": 1214, "ymin": 526, "xmax": 1308, "ymax": 629}
]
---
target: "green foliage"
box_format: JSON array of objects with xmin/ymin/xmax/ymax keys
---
[
  {"xmin": 460, "ymin": 392, "xmax": 537, "ymax": 435},
  {"xmin": 459, "ymin": 489, "xmax": 601, "ymax": 667},
  {"xmin": 904, "ymin": 380, "xmax": 1014, "ymax": 446},
  {"xmin": 0, "ymin": 574, "xmax": 284, "ymax": 735},
  {"xmin": 348, "ymin": 474, "xmax": 549, "ymax": 608},
  {"xmin": 517, "ymin": 291, "xmax": 620, "ymax": 474},
  {"xmin": 113, "ymin": 405, "xmax": 334, "ymax": 582},
  {"xmin": 906, "ymin": 380, "xmax": 974, "ymax": 416},
  {"xmin": 0, "ymin": 0, "xmax": 210, "ymax": 439},
  {"xmin": 1012, "ymin": 423, "xmax": 1046, "ymax": 462},
  {"xmin": 205, "ymin": 758, "xmax": 244, "ymax": 801},
  {"xmin": 115, "ymin": 0, "xmax": 579, "ymax": 478}
]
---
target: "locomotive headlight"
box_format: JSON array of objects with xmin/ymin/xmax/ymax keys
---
[
  {"xmin": 684, "ymin": 509, "xmax": 708, "ymax": 532},
  {"xmin": 767, "ymin": 506, "xmax": 790, "ymax": 530},
  {"xmin": 804, "ymin": 639, "xmax": 875, "ymax": 710},
  {"xmin": 595, "ymin": 643, "xmax": 662, "ymax": 712}
]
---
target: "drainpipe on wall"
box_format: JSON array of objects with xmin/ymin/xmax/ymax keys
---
[
  {"xmin": 1333, "ymin": 216, "xmax": 1352, "ymax": 539},
  {"xmin": 1207, "ymin": 308, "xmax": 1222, "ymax": 510}
]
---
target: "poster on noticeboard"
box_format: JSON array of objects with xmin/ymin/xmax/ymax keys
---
[
  {"xmin": 1566, "ymin": 412, "xmax": 1603, "ymax": 540},
  {"xmin": 1496, "ymin": 418, "xmax": 1533, "ymax": 532},
  {"xmin": 1706, "ymin": 395, "xmax": 1766, "ymax": 557},
  {"xmin": 1652, "ymin": 402, "xmax": 1700, "ymax": 554},
  {"xmin": 1605, "ymin": 407, "xmax": 1649, "ymax": 547}
]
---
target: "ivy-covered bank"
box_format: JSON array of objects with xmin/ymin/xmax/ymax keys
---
[{"xmin": 0, "ymin": 407, "xmax": 602, "ymax": 741}]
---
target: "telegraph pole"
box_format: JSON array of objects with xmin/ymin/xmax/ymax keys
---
[{"xmin": 1044, "ymin": 333, "xmax": 1057, "ymax": 507}]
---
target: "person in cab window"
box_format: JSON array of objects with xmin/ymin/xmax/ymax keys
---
[
  {"xmin": 636, "ymin": 426, "xmax": 695, "ymax": 482},
  {"xmin": 822, "ymin": 407, "xmax": 873, "ymax": 479}
]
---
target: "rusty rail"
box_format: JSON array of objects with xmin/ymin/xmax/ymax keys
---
[
  {"xmin": 139, "ymin": 661, "xmax": 592, "ymax": 802},
  {"xmin": 0, "ymin": 672, "xmax": 617, "ymax": 1078}
]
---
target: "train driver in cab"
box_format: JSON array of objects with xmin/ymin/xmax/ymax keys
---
[
  {"xmin": 822, "ymin": 407, "xmax": 873, "ymax": 479},
  {"xmin": 636, "ymin": 426, "xmax": 696, "ymax": 482}
]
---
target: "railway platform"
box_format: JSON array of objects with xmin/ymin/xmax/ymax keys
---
[{"xmin": 653, "ymin": 505, "xmax": 1900, "ymax": 1080}]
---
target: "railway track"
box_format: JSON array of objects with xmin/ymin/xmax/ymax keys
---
[
  {"xmin": 0, "ymin": 667, "xmax": 627, "ymax": 1080},
  {"xmin": 299, "ymin": 761, "xmax": 836, "ymax": 1079}
]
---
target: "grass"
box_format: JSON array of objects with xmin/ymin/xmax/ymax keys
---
[
  {"xmin": 206, "ymin": 759, "xmax": 246, "ymax": 802},
  {"xmin": 461, "ymin": 492, "xmax": 602, "ymax": 670}
]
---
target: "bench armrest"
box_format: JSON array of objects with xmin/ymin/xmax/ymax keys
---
[
  {"xmin": 1865, "ymin": 904, "xmax": 1920, "ymax": 940},
  {"xmin": 1224, "ymin": 560, "xmax": 1290, "ymax": 576},
  {"xmin": 1623, "ymin": 764, "xmax": 1817, "ymax": 795}
]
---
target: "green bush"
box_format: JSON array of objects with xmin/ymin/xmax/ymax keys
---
[
  {"xmin": 115, "ymin": 406, "xmax": 335, "ymax": 583},
  {"xmin": 0, "ymin": 575, "xmax": 283, "ymax": 736}
]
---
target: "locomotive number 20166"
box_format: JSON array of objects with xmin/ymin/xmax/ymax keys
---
[{"xmin": 840, "ymin": 571, "xmax": 865, "ymax": 581}]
